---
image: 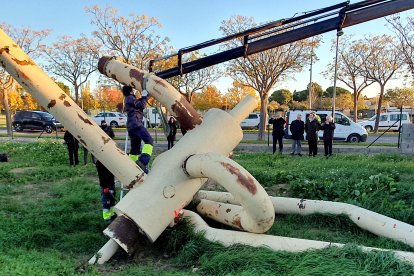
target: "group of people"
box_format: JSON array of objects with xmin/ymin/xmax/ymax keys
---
[
  {"xmin": 268, "ymin": 111, "xmax": 336, "ymax": 157},
  {"xmin": 63, "ymin": 85, "xmax": 180, "ymax": 222}
]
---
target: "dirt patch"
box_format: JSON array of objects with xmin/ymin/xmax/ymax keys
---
[
  {"xmin": 9, "ymin": 167, "xmax": 36, "ymax": 174},
  {"xmin": 264, "ymin": 183, "xmax": 290, "ymax": 197}
]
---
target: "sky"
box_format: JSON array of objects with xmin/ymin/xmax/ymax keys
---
[{"xmin": 1, "ymin": 0, "xmax": 413, "ymax": 98}]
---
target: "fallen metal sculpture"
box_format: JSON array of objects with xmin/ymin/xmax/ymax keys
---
[{"xmin": 1, "ymin": 25, "xmax": 413, "ymax": 267}]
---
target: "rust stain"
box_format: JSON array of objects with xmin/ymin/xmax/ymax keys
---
[
  {"xmin": 47, "ymin": 99, "xmax": 56, "ymax": 109},
  {"xmin": 101, "ymin": 136, "xmax": 110, "ymax": 144},
  {"xmin": 127, "ymin": 173, "xmax": 145, "ymax": 189},
  {"xmin": 224, "ymin": 219, "xmax": 229, "ymax": 223},
  {"xmin": 0, "ymin": 46, "xmax": 10, "ymax": 55},
  {"xmin": 393, "ymin": 224, "xmax": 397, "ymax": 229},
  {"xmin": 226, "ymin": 208, "xmax": 231, "ymax": 213},
  {"xmin": 231, "ymin": 216, "xmax": 243, "ymax": 230},
  {"xmin": 98, "ymin": 56, "xmax": 110, "ymax": 74},
  {"xmin": 79, "ymin": 139, "xmax": 87, "ymax": 147},
  {"xmin": 16, "ymin": 69, "xmax": 31, "ymax": 81},
  {"xmin": 77, "ymin": 113, "xmax": 93, "ymax": 125},
  {"xmin": 154, "ymin": 78, "xmax": 168, "ymax": 88},
  {"xmin": 11, "ymin": 58, "xmax": 35, "ymax": 66},
  {"xmin": 106, "ymin": 215, "xmax": 142, "ymax": 253},
  {"xmin": 171, "ymin": 98, "xmax": 202, "ymax": 131},
  {"xmin": 358, "ymin": 217, "xmax": 360, "ymax": 220},
  {"xmin": 215, "ymin": 210, "xmax": 219, "ymax": 215},
  {"xmin": 58, "ymin": 93, "xmax": 66, "ymax": 100},
  {"xmin": 63, "ymin": 100, "xmax": 71, "ymax": 107},
  {"xmin": 220, "ymin": 161, "xmax": 257, "ymax": 195},
  {"xmin": 110, "ymin": 74, "xmax": 117, "ymax": 80},
  {"xmin": 129, "ymin": 69, "xmax": 144, "ymax": 84},
  {"xmin": 298, "ymin": 199, "xmax": 306, "ymax": 210}
]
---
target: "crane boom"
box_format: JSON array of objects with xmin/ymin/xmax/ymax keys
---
[{"xmin": 150, "ymin": 0, "xmax": 414, "ymax": 79}]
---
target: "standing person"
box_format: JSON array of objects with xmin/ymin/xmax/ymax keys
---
[
  {"xmin": 320, "ymin": 115, "xmax": 336, "ymax": 157},
  {"xmin": 82, "ymin": 146, "xmax": 96, "ymax": 165},
  {"xmin": 96, "ymin": 120, "xmax": 117, "ymax": 222},
  {"xmin": 290, "ymin": 114, "xmax": 305, "ymax": 156},
  {"xmin": 305, "ymin": 112, "xmax": 321, "ymax": 157},
  {"xmin": 123, "ymin": 85, "xmax": 153, "ymax": 173},
  {"xmin": 167, "ymin": 116, "xmax": 177, "ymax": 150},
  {"xmin": 268, "ymin": 112, "xmax": 286, "ymax": 154},
  {"xmin": 63, "ymin": 130, "xmax": 79, "ymax": 166}
]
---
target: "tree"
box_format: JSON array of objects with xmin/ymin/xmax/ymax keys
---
[
  {"xmin": 387, "ymin": 15, "xmax": 414, "ymax": 79},
  {"xmin": 324, "ymin": 35, "xmax": 374, "ymax": 122},
  {"xmin": 220, "ymin": 15, "xmax": 315, "ymax": 140},
  {"xmin": 384, "ymin": 87, "xmax": 414, "ymax": 108},
  {"xmin": 95, "ymin": 86, "xmax": 123, "ymax": 112},
  {"xmin": 293, "ymin": 90, "xmax": 308, "ymax": 102},
  {"xmin": 362, "ymin": 35, "xmax": 404, "ymax": 132},
  {"xmin": 335, "ymin": 93, "xmax": 354, "ymax": 110},
  {"xmin": 192, "ymin": 85, "xmax": 223, "ymax": 111},
  {"xmin": 86, "ymin": 5, "xmax": 169, "ymax": 70},
  {"xmin": 55, "ymin": 81, "xmax": 71, "ymax": 96},
  {"xmin": 80, "ymin": 82, "xmax": 97, "ymax": 114},
  {"xmin": 269, "ymin": 89, "xmax": 292, "ymax": 105},
  {"xmin": 44, "ymin": 35, "xmax": 101, "ymax": 103},
  {"xmin": 0, "ymin": 23, "xmax": 50, "ymax": 135},
  {"xmin": 324, "ymin": 86, "xmax": 351, "ymax": 98},
  {"xmin": 224, "ymin": 81, "xmax": 258, "ymax": 109}
]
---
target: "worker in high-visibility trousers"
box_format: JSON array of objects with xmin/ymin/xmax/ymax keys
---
[{"xmin": 123, "ymin": 85, "xmax": 153, "ymax": 173}]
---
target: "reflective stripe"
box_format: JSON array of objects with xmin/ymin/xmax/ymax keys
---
[
  {"xmin": 102, "ymin": 209, "xmax": 111, "ymax": 220},
  {"xmin": 128, "ymin": 154, "xmax": 139, "ymax": 162},
  {"xmin": 142, "ymin": 144, "xmax": 153, "ymax": 156}
]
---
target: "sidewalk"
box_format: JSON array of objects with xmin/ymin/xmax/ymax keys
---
[{"xmin": 0, "ymin": 136, "xmax": 400, "ymax": 155}]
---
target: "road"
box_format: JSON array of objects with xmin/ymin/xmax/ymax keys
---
[{"xmin": 0, "ymin": 128, "xmax": 399, "ymax": 144}]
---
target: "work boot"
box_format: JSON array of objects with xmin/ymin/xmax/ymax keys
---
[{"xmin": 136, "ymin": 160, "xmax": 149, "ymax": 174}]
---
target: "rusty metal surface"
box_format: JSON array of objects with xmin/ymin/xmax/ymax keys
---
[{"xmin": 105, "ymin": 215, "xmax": 142, "ymax": 253}]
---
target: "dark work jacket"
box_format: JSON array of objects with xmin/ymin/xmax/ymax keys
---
[
  {"xmin": 305, "ymin": 119, "xmax": 320, "ymax": 141},
  {"xmin": 101, "ymin": 125, "xmax": 115, "ymax": 139},
  {"xmin": 124, "ymin": 94, "xmax": 147, "ymax": 130},
  {"xmin": 63, "ymin": 131, "xmax": 79, "ymax": 149},
  {"xmin": 290, "ymin": 119, "xmax": 305, "ymax": 140},
  {"xmin": 167, "ymin": 121, "xmax": 177, "ymax": 140},
  {"xmin": 320, "ymin": 122, "xmax": 336, "ymax": 141},
  {"xmin": 269, "ymin": 117, "xmax": 286, "ymax": 138}
]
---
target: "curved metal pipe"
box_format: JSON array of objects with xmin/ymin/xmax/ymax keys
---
[
  {"xmin": 183, "ymin": 210, "xmax": 414, "ymax": 265},
  {"xmin": 185, "ymin": 154, "xmax": 274, "ymax": 233},
  {"xmin": 196, "ymin": 191, "xmax": 414, "ymax": 248}
]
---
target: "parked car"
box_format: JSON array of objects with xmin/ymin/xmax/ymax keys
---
[
  {"xmin": 241, "ymin": 113, "xmax": 261, "ymax": 129},
  {"xmin": 358, "ymin": 112, "xmax": 411, "ymax": 132},
  {"xmin": 13, "ymin": 110, "xmax": 63, "ymax": 133},
  {"xmin": 285, "ymin": 110, "xmax": 368, "ymax": 142},
  {"xmin": 92, "ymin": 112, "xmax": 126, "ymax": 128},
  {"xmin": 144, "ymin": 107, "xmax": 164, "ymax": 128}
]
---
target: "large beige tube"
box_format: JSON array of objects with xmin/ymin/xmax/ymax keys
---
[
  {"xmin": 0, "ymin": 28, "xmax": 144, "ymax": 187},
  {"xmin": 93, "ymin": 96, "xmax": 258, "ymax": 263},
  {"xmin": 185, "ymin": 153, "xmax": 274, "ymax": 233},
  {"xmin": 184, "ymin": 210, "xmax": 414, "ymax": 265},
  {"xmin": 197, "ymin": 191, "xmax": 414, "ymax": 248},
  {"xmin": 98, "ymin": 56, "xmax": 201, "ymax": 131}
]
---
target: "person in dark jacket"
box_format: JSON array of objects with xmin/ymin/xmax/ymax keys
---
[
  {"xmin": 123, "ymin": 85, "xmax": 153, "ymax": 173},
  {"xmin": 290, "ymin": 114, "xmax": 305, "ymax": 156},
  {"xmin": 320, "ymin": 115, "xmax": 336, "ymax": 157},
  {"xmin": 167, "ymin": 117, "xmax": 177, "ymax": 149},
  {"xmin": 96, "ymin": 120, "xmax": 117, "ymax": 221},
  {"xmin": 268, "ymin": 112, "xmax": 286, "ymax": 154},
  {"xmin": 63, "ymin": 130, "xmax": 79, "ymax": 166},
  {"xmin": 305, "ymin": 112, "xmax": 321, "ymax": 157}
]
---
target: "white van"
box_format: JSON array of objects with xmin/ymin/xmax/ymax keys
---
[
  {"xmin": 285, "ymin": 110, "xmax": 368, "ymax": 142},
  {"xmin": 358, "ymin": 112, "xmax": 411, "ymax": 132},
  {"xmin": 241, "ymin": 113, "xmax": 261, "ymax": 129},
  {"xmin": 144, "ymin": 107, "xmax": 163, "ymax": 128}
]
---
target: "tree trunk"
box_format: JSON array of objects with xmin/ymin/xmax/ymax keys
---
[
  {"xmin": 1, "ymin": 89, "xmax": 12, "ymax": 136},
  {"xmin": 353, "ymin": 89, "xmax": 358, "ymax": 122},
  {"xmin": 374, "ymin": 84, "xmax": 385, "ymax": 133},
  {"xmin": 74, "ymin": 84, "xmax": 80, "ymax": 104},
  {"xmin": 258, "ymin": 94, "xmax": 268, "ymax": 141}
]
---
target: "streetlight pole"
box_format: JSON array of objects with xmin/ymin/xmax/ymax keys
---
[
  {"xmin": 332, "ymin": 29, "xmax": 344, "ymax": 119},
  {"xmin": 309, "ymin": 45, "xmax": 314, "ymax": 110}
]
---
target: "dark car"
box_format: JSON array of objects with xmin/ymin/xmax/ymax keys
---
[{"xmin": 13, "ymin": 110, "xmax": 63, "ymax": 133}]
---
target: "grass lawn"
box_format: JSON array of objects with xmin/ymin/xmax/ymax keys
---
[{"xmin": 0, "ymin": 141, "xmax": 413, "ymax": 275}]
